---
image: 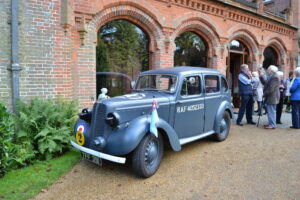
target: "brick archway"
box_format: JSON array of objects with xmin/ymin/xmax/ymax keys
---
[
  {"xmin": 170, "ymin": 18, "xmax": 221, "ymax": 68},
  {"xmin": 264, "ymin": 37, "xmax": 288, "ymax": 69},
  {"xmin": 87, "ymin": 4, "xmax": 164, "ymax": 52},
  {"xmin": 226, "ymin": 30, "xmax": 259, "ymax": 64},
  {"xmin": 75, "ymin": 4, "xmax": 165, "ymax": 106}
]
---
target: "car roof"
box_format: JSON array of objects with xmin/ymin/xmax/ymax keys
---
[{"xmin": 141, "ymin": 66, "xmax": 220, "ymax": 76}]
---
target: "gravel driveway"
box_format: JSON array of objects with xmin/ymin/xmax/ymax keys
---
[{"xmin": 32, "ymin": 113, "xmax": 300, "ymax": 200}]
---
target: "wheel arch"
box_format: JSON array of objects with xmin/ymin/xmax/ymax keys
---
[
  {"xmin": 104, "ymin": 115, "xmax": 181, "ymax": 155},
  {"xmin": 213, "ymin": 101, "xmax": 234, "ymax": 134}
]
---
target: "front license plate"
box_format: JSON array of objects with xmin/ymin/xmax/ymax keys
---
[{"xmin": 81, "ymin": 152, "xmax": 102, "ymax": 166}]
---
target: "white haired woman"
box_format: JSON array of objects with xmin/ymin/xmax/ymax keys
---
[
  {"xmin": 290, "ymin": 67, "xmax": 300, "ymax": 129},
  {"xmin": 252, "ymin": 71, "xmax": 263, "ymax": 116},
  {"xmin": 263, "ymin": 65, "xmax": 280, "ymax": 129},
  {"xmin": 276, "ymin": 71, "xmax": 286, "ymax": 124}
]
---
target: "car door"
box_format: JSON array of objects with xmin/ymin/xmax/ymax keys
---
[
  {"xmin": 204, "ymin": 74, "xmax": 222, "ymax": 132},
  {"xmin": 173, "ymin": 75, "xmax": 205, "ymax": 139}
]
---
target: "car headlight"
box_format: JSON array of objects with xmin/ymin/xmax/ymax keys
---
[
  {"xmin": 78, "ymin": 108, "xmax": 92, "ymax": 122},
  {"xmin": 106, "ymin": 112, "xmax": 120, "ymax": 128}
]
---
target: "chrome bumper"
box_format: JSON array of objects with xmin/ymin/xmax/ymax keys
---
[{"xmin": 70, "ymin": 141, "xmax": 126, "ymax": 164}]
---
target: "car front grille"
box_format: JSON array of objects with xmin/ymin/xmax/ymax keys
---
[{"xmin": 90, "ymin": 103, "xmax": 107, "ymax": 140}]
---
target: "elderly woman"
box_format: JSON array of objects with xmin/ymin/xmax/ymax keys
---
[
  {"xmin": 285, "ymin": 71, "xmax": 294, "ymax": 112},
  {"xmin": 263, "ymin": 65, "xmax": 280, "ymax": 129},
  {"xmin": 276, "ymin": 71, "xmax": 286, "ymax": 124},
  {"xmin": 290, "ymin": 67, "xmax": 300, "ymax": 129},
  {"xmin": 252, "ymin": 71, "xmax": 263, "ymax": 116}
]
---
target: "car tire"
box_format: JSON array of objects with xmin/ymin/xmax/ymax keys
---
[
  {"xmin": 213, "ymin": 111, "xmax": 231, "ymax": 142},
  {"xmin": 132, "ymin": 133, "xmax": 164, "ymax": 178}
]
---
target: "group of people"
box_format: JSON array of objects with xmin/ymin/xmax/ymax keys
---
[{"xmin": 236, "ymin": 64, "xmax": 300, "ymax": 129}]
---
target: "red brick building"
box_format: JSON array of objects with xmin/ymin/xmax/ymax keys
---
[{"xmin": 0, "ymin": 0, "xmax": 299, "ymax": 108}]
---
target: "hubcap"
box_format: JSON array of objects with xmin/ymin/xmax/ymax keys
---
[
  {"xmin": 220, "ymin": 118, "xmax": 227, "ymax": 135},
  {"xmin": 144, "ymin": 139, "xmax": 159, "ymax": 167}
]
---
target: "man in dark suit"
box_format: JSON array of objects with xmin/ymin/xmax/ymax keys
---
[
  {"xmin": 236, "ymin": 64, "xmax": 256, "ymax": 126},
  {"xmin": 263, "ymin": 65, "xmax": 280, "ymax": 129}
]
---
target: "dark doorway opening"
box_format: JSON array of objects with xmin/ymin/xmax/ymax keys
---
[
  {"xmin": 263, "ymin": 46, "xmax": 278, "ymax": 69},
  {"xmin": 226, "ymin": 40, "xmax": 249, "ymax": 108}
]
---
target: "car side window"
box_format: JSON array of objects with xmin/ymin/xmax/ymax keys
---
[
  {"xmin": 221, "ymin": 77, "xmax": 229, "ymax": 92},
  {"xmin": 181, "ymin": 76, "xmax": 201, "ymax": 96},
  {"xmin": 205, "ymin": 75, "xmax": 220, "ymax": 93}
]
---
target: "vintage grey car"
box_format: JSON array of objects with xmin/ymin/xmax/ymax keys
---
[{"xmin": 71, "ymin": 67, "xmax": 234, "ymax": 177}]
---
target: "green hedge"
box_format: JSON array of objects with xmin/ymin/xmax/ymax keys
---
[{"xmin": 0, "ymin": 98, "xmax": 78, "ymax": 177}]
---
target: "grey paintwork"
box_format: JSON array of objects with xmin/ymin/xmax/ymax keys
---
[{"xmin": 74, "ymin": 67, "xmax": 234, "ymax": 159}]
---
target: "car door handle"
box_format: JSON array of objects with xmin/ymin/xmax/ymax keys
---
[{"xmin": 176, "ymin": 101, "xmax": 184, "ymax": 104}]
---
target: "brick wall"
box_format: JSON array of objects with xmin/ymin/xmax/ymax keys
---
[
  {"xmin": 18, "ymin": 0, "xmax": 73, "ymax": 101},
  {"xmin": 0, "ymin": 0, "xmax": 298, "ymax": 108},
  {"xmin": 0, "ymin": 1, "xmax": 12, "ymax": 106}
]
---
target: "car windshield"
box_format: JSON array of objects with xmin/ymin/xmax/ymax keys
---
[{"xmin": 135, "ymin": 74, "xmax": 177, "ymax": 93}]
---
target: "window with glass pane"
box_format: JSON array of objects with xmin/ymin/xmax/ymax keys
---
[
  {"xmin": 205, "ymin": 76, "xmax": 220, "ymax": 93},
  {"xmin": 221, "ymin": 77, "xmax": 228, "ymax": 92},
  {"xmin": 135, "ymin": 75, "xmax": 177, "ymax": 93},
  {"xmin": 181, "ymin": 76, "xmax": 201, "ymax": 96}
]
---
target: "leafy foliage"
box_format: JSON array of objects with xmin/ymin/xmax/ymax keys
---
[
  {"xmin": 15, "ymin": 98, "xmax": 78, "ymax": 161},
  {"xmin": 174, "ymin": 32, "xmax": 207, "ymax": 67},
  {"xmin": 0, "ymin": 102, "xmax": 15, "ymax": 177},
  {"xmin": 97, "ymin": 20, "xmax": 149, "ymax": 79}
]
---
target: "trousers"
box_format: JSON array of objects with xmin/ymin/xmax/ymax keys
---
[
  {"xmin": 237, "ymin": 94, "xmax": 253, "ymax": 123},
  {"xmin": 265, "ymin": 104, "xmax": 277, "ymax": 127},
  {"xmin": 291, "ymin": 100, "xmax": 300, "ymax": 128}
]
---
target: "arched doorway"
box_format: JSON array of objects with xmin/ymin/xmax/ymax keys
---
[
  {"xmin": 227, "ymin": 40, "xmax": 249, "ymax": 108},
  {"xmin": 263, "ymin": 46, "xmax": 279, "ymax": 69},
  {"xmin": 96, "ymin": 19, "xmax": 149, "ymax": 97},
  {"xmin": 174, "ymin": 32, "xmax": 208, "ymax": 67}
]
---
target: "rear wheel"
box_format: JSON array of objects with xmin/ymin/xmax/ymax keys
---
[
  {"xmin": 213, "ymin": 111, "xmax": 231, "ymax": 142},
  {"xmin": 132, "ymin": 133, "xmax": 163, "ymax": 178}
]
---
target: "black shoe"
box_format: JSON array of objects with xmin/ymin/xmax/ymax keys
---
[
  {"xmin": 236, "ymin": 122, "xmax": 244, "ymax": 126},
  {"xmin": 276, "ymin": 121, "xmax": 282, "ymax": 124},
  {"xmin": 247, "ymin": 121, "xmax": 256, "ymax": 125},
  {"xmin": 290, "ymin": 126, "xmax": 300, "ymax": 129}
]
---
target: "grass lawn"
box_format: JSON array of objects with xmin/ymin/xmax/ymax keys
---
[{"xmin": 0, "ymin": 150, "xmax": 80, "ymax": 200}]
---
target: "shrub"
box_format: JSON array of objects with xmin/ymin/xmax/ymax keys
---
[
  {"xmin": 15, "ymin": 98, "xmax": 78, "ymax": 161},
  {"xmin": 0, "ymin": 102, "xmax": 15, "ymax": 177}
]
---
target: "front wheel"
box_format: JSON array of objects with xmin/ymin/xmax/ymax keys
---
[
  {"xmin": 213, "ymin": 111, "xmax": 231, "ymax": 142},
  {"xmin": 132, "ymin": 133, "xmax": 164, "ymax": 178}
]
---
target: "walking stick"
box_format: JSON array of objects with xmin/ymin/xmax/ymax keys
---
[{"xmin": 257, "ymin": 114, "xmax": 261, "ymax": 127}]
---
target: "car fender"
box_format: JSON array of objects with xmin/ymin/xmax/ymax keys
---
[
  {"xmin": 104, "ymin": 115, "xmax": 181, "ymax": 155},
  {"xmin": 213, "ymin": 101, "xmax": 234, "ymax": 134}
]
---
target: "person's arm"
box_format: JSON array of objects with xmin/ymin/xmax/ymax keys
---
[
  {"xmin": 238, "ymin": 74, "xmax": 252, "ymax": 85},
  {"xmin": 290, "ymin": 78, "xmax": 299, "ymax": 93},
  {"xmin": 259, "ymin": 75, "xmax": 266, "ymax": 85}
]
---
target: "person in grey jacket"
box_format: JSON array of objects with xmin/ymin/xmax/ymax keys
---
[{"xmin": 263, "ymin": 65, "xmax": 280, "ymax": 129}]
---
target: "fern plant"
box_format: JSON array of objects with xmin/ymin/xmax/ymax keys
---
[{"xmin": 16, "ymin": 98, "xmax": 78, "ymax": 160}]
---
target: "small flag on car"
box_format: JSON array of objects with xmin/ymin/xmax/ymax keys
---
[{"xmin": 150, "ymin": 98, "xmax": 159, "ymax": 137}]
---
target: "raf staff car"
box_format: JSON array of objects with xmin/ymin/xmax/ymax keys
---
[{"xmin": 71, "ymin": 67, "xmax": 234, "ymax": 177}]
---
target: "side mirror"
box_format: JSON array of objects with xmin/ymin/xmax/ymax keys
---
[{"xmin": 131, "ymin": 81, "xmax": 136, "ymax": 89}]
